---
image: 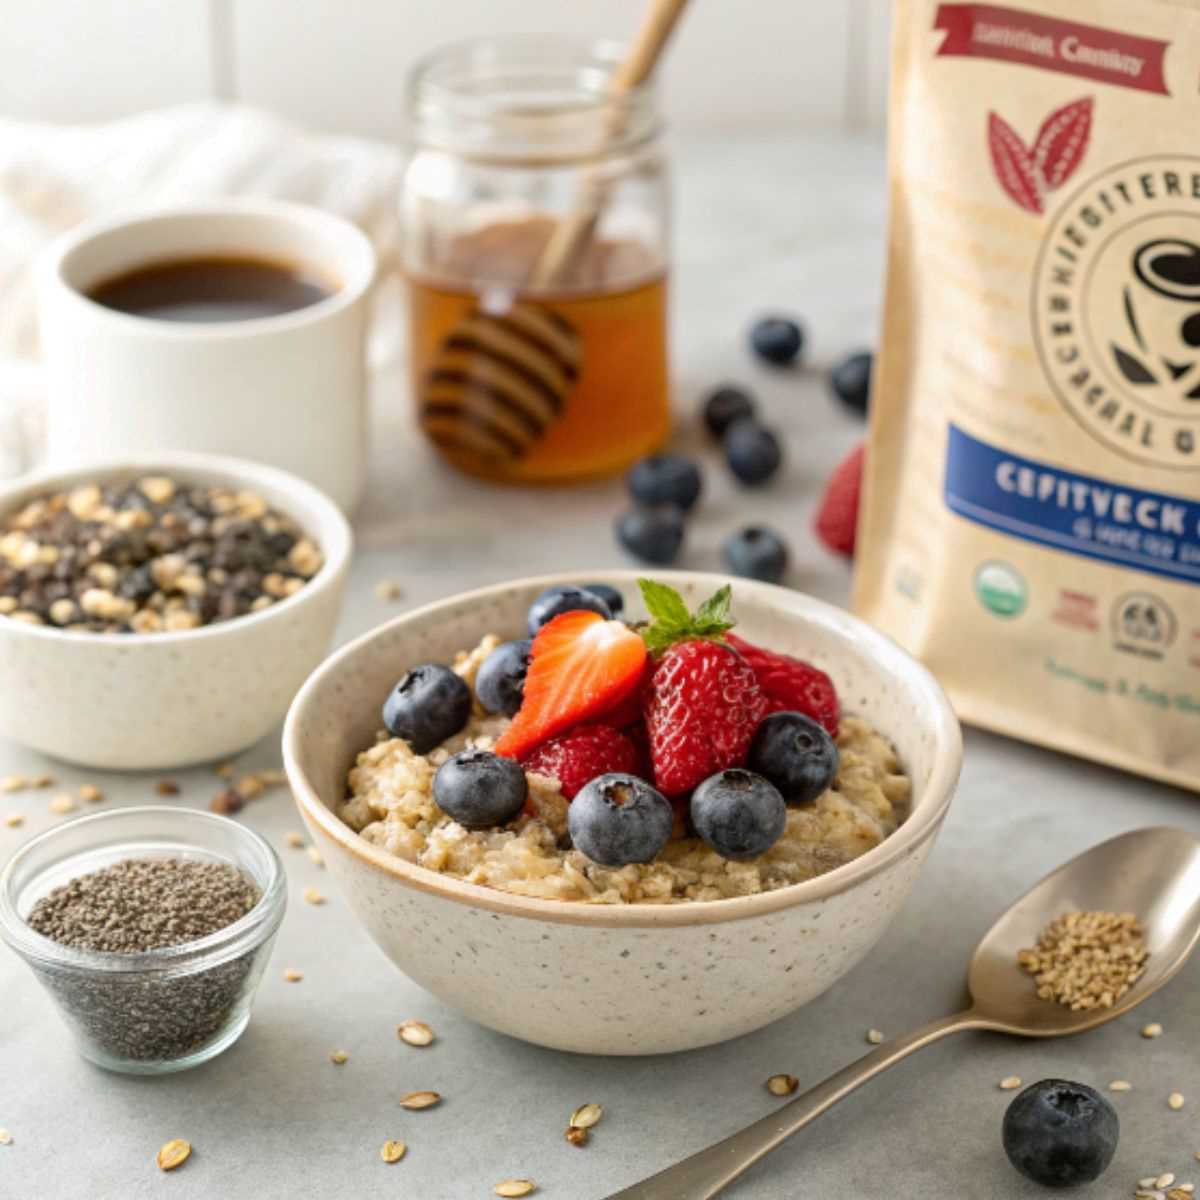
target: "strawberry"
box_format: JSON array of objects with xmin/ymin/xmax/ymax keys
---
[
  {"xmin": 522, "ymin": 724, "xmax": 640, "ymax": 799},
  {"xmin": 726, "ymin": 633, "xmax": 840, "ymax": 737},
  {"xmin": 638, "ymin": 580, "xmax": 768, "ymax": 797},
  {"xmin": 814, "ymin": 441, "xmax": 864, "ymax": 558},
  {"xmin": 494, "ymin": 610, "xmax": 647, "ymax": 760}
]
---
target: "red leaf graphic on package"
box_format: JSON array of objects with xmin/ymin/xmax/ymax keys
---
[
  {"xmin": 987, "ymin": 112, "xmax": 1043, "ymax": 215},
  {"xmin": 987, "ymin": 98, "xmax": 1093, "ymax": 215},
  {"xmin": 1032, "ymin": 97, "xmax": 1093, "ymax": 191}
]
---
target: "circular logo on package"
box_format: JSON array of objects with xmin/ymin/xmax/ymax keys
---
[
  {"xmin": 1110, "ymin": 591, "xmax": 1176, "ymax": 659},
  {"xmin": 1033, "ymin": 155, "xmax": 1200, "ymax": 469},
  {"xmin": 974, "ymin": 560, "xmax": 1028, "ymax": 619}
]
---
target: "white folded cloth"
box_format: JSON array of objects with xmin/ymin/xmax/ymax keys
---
[{"xmin": 0, "ymin": 102, "xmax": 404, "ymax": 475}]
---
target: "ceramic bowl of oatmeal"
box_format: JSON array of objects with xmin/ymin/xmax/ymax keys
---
[
  {"xmin": 0, "ymin": 452, "xmax": 351, "ymax": 769},
  {"xmin": 284, "ymin": 571, "xmax": 961, "ymax": 1055}
]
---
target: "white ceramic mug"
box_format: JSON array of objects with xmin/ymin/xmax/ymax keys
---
[{"xmin": 37, "ymin": 200, "xmax": 376, "ymax": 512}]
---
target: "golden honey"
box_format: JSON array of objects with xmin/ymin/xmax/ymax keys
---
[{"xmin": 407, "ymin": 219, "xmax": 670, "ymax": 483}]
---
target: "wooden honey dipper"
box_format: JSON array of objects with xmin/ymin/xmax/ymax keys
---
[{"xmin": 419, "ymin": 0, "xmax": 689, "ymax": 466}]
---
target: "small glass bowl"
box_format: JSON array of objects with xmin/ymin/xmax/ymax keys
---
[{"xmin": 0, "ymin": 805, "xmax": 286, "ymax": 1074}]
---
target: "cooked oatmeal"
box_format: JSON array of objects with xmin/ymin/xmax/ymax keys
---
[{"xmin": 339, "ymin": 637, "xmax": 912, "ymax": 904}]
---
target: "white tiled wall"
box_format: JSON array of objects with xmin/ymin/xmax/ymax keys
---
[{"xmin": 0, "ymin": 1, "xmax": 892, "ymax": 135}]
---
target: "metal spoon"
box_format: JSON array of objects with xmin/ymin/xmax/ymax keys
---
[{"xmin": 606, "ymin": 826, "xmax": 1200, "ymax": 1200}]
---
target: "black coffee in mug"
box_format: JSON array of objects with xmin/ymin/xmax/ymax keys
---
[{"xmin": 87, "ymin": 256, "xmax": 334, "ymax": 323}]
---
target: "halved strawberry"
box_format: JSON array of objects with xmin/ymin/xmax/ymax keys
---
[{"xmin": 494, "ymin": 611, "xmax": 647, "ymax": 760}]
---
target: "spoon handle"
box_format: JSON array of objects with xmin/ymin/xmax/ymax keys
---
[{"xmin": 603, "ymin": 1010, "xmax": 979, "ymax": 1200}]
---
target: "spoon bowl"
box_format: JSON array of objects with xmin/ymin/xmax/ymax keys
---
[
  {"xmin": 608, "ymin": 826, "xmax": 1200, "ymax": 1199},
  {"xmin": 969, "ymin": 826, "xmax": 1200, "ymax": 1036}
]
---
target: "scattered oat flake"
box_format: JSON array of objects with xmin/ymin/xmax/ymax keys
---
[
  {"xmin": 156, "ymin": 779, "xmax": 181, "ymax": 796},
  {"xmin": 1109, "ymin": 1080, "xmax": 1133, "ymax": 1091},
  {"xmin": 766, "ymin": 1074, "xmax": 798, "ymax": 1097},
  {"xmin": 303, "ymin": 888, "xmax": 325, "ymax": 906},
  {"xmin": 0, "ymin": 775, "xmax": 25, "ymax": 792},
  {"xmin": 569, "ymin": 1103, "xmax": 603, "ymax": 1130},
  {"xmin": 375, "ymin": 579, "xmax": 403, "ymax": 601},
  {"xmin": 78, "ymin": 784, "xmax": 102, "ymax": 803},
  {"xmin": 283, "ymin": 968, "xmax": 303, "ymax": 982},
  {"xmin": 1158, "ymin": 1175, "xmax": 1177, "ymax": 1189},
  {"xmin": 495, "ymin": 1181, "xmax": 535, "ymax": 1198},
  {"xmin": 29, "ymin": 775, "xmax": 53, "ymax": 789},
  {"xmin": 329, "ymin": 1049, "xmax": 348, "ymax": 1065},
  {"xmin": 1143, "ymin": 1180, "xmax": 1164, "ymax": 1190},
  {"xmin": 999, "ymin": 1076, "xmax": 1022, "ymax": 1090},
  {"xmin": 399, "ymin": 1091, "xmax": 441, "ymax": 1110},
  {"xmin": 4, "ymin": 813, "xmax": 24, "ymax": 828},
  {"xmin": 1170, "ymin": 1092, "xmax": 1186, "ymax": 1110},
  {"xmin": 398, "ymin": 1020, "xmax": 434, "ymax": 1047},
  {"xmin": 306, "ymin": 846, "xmax": 325, "ymax": 868},
  {"xmin": 0, "ymin": 1129, "xmax": 11, "ymax": 1145},
  {"xmin": 565, "ymin": 1125, "xmax": 590, "ymax": 1147},
  {"xmin": 236, "ymin": 774, "xmax": 265, "ymax": 800},
  {"xmin": 1143, "ymin": 1022, "xmax": 1164, "ymax": 1038},
  {"xmin": 866, "ymin": 1029, "xmax": 884, "ymax": 1044},
  {"xmin": 380, "ymin": 1139, "xmax": 406, "ymax": 1164},
  {"xmin": 48, "ymin": 794, "xmax": 76, "ymax": 815},
  {"xmin": 258, "ymin": 768, "xmax": 288, "ymax": 786},
  {"xmin": 285, "ymin": 832, "xmax": 306, "ymax": 848},
  {"xmin": 1169, "ymin": 1188, "xmax": 1194, "ymax": 1200},
  {"xmin": 156, "ymin": 1139, "xmax": 191, "ymax": 1171}
]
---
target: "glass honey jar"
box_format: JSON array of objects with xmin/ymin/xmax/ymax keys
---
[{"xmin": 401, "ymin": 36, "xmax": 671, "ymax": 484}]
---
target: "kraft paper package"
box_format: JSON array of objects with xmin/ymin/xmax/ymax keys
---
[{"xmin": 855, "ymin": 0, "xmax": 1200, "ymax": 790}]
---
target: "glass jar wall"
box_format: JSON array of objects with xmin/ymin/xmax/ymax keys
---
[{"xmin": 401, "ymin": 36, "xmax": 671, "ymax": 483}]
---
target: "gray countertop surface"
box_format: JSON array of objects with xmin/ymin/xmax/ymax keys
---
[{"xmin": 2, "ymin": 132, "xmax": 1198, "ymax": 1200}]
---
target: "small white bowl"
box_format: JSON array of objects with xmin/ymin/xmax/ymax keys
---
[
  {"xmin": 0, "ymin": 452, "xmax": 351, "ymax": 769},
  {"xmin": 284, "ymin": 571, "xmax": 962, "ymax": 1056}
]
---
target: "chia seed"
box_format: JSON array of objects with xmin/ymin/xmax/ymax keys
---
[{"xmin": 25, "ymin": 857, "xmax": 265, "ymax": 1064}]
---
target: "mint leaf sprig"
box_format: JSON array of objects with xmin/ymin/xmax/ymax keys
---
[{"xmin": 638, "ymin": 579, "xmax": 736, "ymax": 656}]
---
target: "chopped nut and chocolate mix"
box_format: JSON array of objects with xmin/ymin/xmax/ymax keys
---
[{"xmin": 0, "ymin": 475, "xmax": 322, "ymax": 633}]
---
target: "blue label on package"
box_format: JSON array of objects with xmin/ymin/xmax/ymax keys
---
[{"xmin": 944, "ymin": 425, "xmax": 1200, "ymax": 586}]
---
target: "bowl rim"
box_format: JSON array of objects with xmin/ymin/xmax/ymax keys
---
[
  {"xmin": 0, "ymin": 450, "xmax": 353, "ymax": 646},
  {"xmin": 284, "ymin": 570, "xmax": 963, "ymax": 929}
]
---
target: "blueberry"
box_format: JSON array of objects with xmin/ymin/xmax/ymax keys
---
[
  {"xmin": 722, "ymin": 526, "xmax": 789, "ymax": 584},
  {"xmin": 829, "ymin": 350, "xmax": 872, "ymax": 416},
  {"xmin": 527, "ymin": 585, "xmax": 612, "ymax": 635},
  {"xmin": 433, "ymin": 749, "xmax": 528, "ymax": 829},
  {"xmin": 582, "ymin": 583, "xmax": 624, "ymax": 618},
  {"xmin": 615, "ymin": 506, "xmax": 686, "ymax": 565},
  {"xmin": 568, "ymin": 773, "xmax": 674, "ymax": 867},
  {"xmin": 475, "ymin": 639, "xmax": 532, "ymax": 717},
  {"xmin": 690, "ymin": 769, "xmax": 787, "ymax": 861},
  {"xmin": 747, "ymin": 712, "xmax": 839, "ymax": 805},
  {"xmin": 382, "ymin": 664, "xmax": 472, "ymax": 754},
  {"xmin": 1002, "ymin": 1080, "xmax": 1118, "ymax": 1188},
  {"xmin": 724, "ymin": 419, "xmax": 783, "ymax": 486},
  {"xmin": 626, "ymin": 454, "xmax": 703, "ymax": 512},
  {"xmin": 750, "ymin": 316, "xmax": 804, "ymax": 366},
  {"xmin": 702, "ymin": 385, "xmax": 757, "ymax": 440}
]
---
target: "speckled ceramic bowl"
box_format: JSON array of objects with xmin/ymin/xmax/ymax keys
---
[
  {"xmin": 0, "ymin": 453, "xmax": 351, "ymax": 770},
  {"xmin": 284, "ymin": 571, "xmax": 961, "ymax": 1056}
]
